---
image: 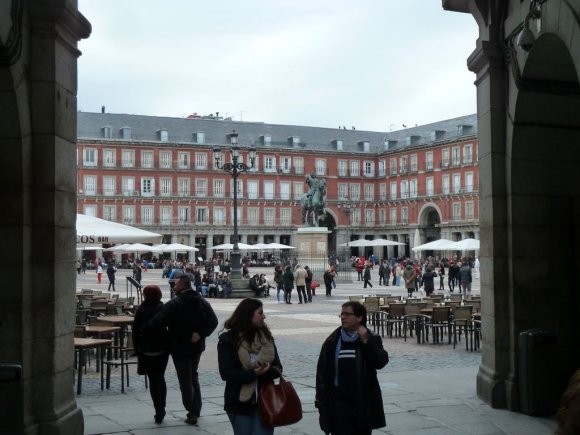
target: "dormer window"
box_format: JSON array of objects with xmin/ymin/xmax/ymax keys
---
[
  {"xmin": 193, "ymin": 131, "xmax": 205, "ymax": 144},
  {"xmin": 102, "ymin": 125, "xmax": 112, "ymax": 139},
  {"xmin": 157, "ymin": 129, "xmax": 169, "ymax": 142},
  {"xmin": 358, "ymin": 141, "xmax": 370, "ymax": 152},
  {"xmin": 120, "ymin": 127, "xmax": 131, "ymax": 140},
  {"xmin": 457, "ymin": 124, "xmax": 473, "ymax": 136},
  {"xmin": 288, "ymin": 136, "xmax": 300, "ymax": 148},
  {"xmin": 431, "ymin": 130, "xmax": 445, "ymax": 141},
  {"xmin": 387, "ymin": 140, "xmax": 398, "ymax": 149},
  {"xmin": 260, "ymin": 135, "xmax": 272, "ymax": 146},
  {"xmin": 405, "ymin": 135, "xmax": 421, "ymax": 146},
  {"xmin": 332, "ymin": 139, "xmax": 343, "ymax": 151}
]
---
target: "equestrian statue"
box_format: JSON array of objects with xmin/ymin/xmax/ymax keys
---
[{"xmin": 300, "ymin": 172, "xmax": 327, "ymax": 227}]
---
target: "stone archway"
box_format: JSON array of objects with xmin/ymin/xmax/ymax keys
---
[{"xmin": 417, "ymin": 203, "xmax": 442, "ymax": 243}]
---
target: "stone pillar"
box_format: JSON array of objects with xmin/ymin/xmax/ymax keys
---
[
  {"xmin": 295, "ymin": 227, "xmax": 331, "ymax": 270},
  {"xmin": 206, "ymin": 231, "xmax": 214, "ymax": 260}
]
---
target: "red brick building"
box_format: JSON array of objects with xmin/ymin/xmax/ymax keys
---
[{"xmin": 77, "ymin": 112, "xmax": 478, "ymax": 260}]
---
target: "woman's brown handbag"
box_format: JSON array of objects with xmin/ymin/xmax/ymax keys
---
[{"xmin": 258, "ymin": 375, "xmax": 303, "ymax": 427}]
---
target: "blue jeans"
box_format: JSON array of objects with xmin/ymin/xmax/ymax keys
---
[{"xmin": 227, "ymin": 407, "xmax": 273, "ymax": 435}]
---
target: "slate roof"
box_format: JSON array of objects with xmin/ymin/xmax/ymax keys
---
[{"xmin": 77, "ymin": 111, "xmax": 477, "ymax": 153}]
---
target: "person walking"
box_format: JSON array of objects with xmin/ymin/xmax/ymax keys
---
[
  {"xmin": 459, "ymin": 261, "xmax": 472, "ymax": 299},
  {"xmin": 420, "ymin": 266, "xmax": 437, "ymax": 296},
  {"xmin": 96, "ymin": 261, "xmax": 103, "ymax": 284},
  {"xmin": 282, "ymin": 265, "xmax": 294, "ymax": 304},
  {"xmin": 363, "ymin": 262, "xmax": 373, "ymax": 289},
  {"xmin": 294, "ymin": 264, "xmax": 308, "ymax": 304},
  {"xmin": 402, "ymin": 262, "xmax": 417, "ymax": 298},
  {"xmin": 315, "ymin": 301, "xmax": 389, "ymax": 435},
  {"xmin": 304, "ymin": 265, "xmax": 313, "ymax": 302},
  {"xmin": 133, "ymin": 260, "xmax": 143, "ymax": 284},
  {"xmin": 378, "ymin": 261, "xmax": 385, "ymax": 286},
  {"xmin": 438, "ymin": 261, "xmax": 446, "ymax": 291},
  {"xmin": 132, "ymin": 285, "xmax": 169, "ymax": 424},
  {"xmin": 106, "ymin": 261, "xmax": 117, "ymax": 292},
  {"xmin": 323, "ymin": 267, "xmax": 335, "ymax": 297},
  {"xmin": 217, "ymin": 298, "xmax": 282, "ymax": 435},
  {"xmin": 273, "ymin": 264, "xmax": 284, "ymax": 304},
  {"xmin": 144, "ymin": 275, "xmax": 218, "ymax": 425}
]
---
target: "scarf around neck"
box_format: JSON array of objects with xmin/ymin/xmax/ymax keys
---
[
  {"xmin": 237, "ymin": 330, "xmax": 275, "ymax": 402},
  {"xmin": 334, "ymin": 328, "xmax": 359, "ymax": 386}
]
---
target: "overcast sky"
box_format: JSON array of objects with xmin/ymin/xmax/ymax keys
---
[{"xmin": 77, "ymin": 1, "xmax": 478, "ymax": 132}]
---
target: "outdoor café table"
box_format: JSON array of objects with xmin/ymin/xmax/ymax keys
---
[
  {"xmin": 74, "ymin": 337, "xmax": 112, "ymax": 395},
  {"xmin": 97, "ymin": 315, "xmax": 134, "ymax": 354}
]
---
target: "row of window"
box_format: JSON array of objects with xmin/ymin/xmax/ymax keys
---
[
  {"xmin": 80, "ymin": 143, "xmax": 476, "ymax": 177},
  {"xmin": 81, "ymin": 202, "xmax": 476, "ymax": 226}
]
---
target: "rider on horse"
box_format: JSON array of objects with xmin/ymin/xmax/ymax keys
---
[{"xmin": 305, "ymin": 172, "xmax": 319, "ymax": 208}]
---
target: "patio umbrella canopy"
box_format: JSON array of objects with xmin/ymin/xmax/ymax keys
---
[
  {"xmin": 162, "ymin": 243, "xmax": 199, "ymax": 252},
  {"xmin": 341, "ymin": 238, "xmax": 404, "ymax": 247},
  {"xmin": 76, "ymin": 214, "xmax": 162, "ymax": 244},
  {"xmin": 440, "ymin": 238, "xmax": 480, "ymax": 251},
  {"xmin": 412, "ymin": 238, "xmax": 455, "ymax": 252},
  {"xmin": 212, "ymin": 242, "xmax": 255, "ymax": 251}
]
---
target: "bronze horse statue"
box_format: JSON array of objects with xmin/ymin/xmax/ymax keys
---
[{"xmin": 300, "ymin": 178, "xmax": 327, "ymax": 227}]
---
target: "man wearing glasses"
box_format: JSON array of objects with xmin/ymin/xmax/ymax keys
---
[{"xmin": 315, "ymin": 301, "xmax": 389, "ymax": 435}]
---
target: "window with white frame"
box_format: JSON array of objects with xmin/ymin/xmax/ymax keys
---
[
  {"xmin": 390, "ymin": 182, "xmax": 397, "ymax": 200},
  {"xmin": 248, "ymin": 208, "xmax": 259, "ymax": 225},
  {"xmin": 141, "ymin": 177, "xmax": 154, "ymax": 196},
  {"xmin": 453, "ymin": 203, "xmax": 461, "ymax": 220},
  {"xmin": 400, "ymin": 180, "xmax": 409, "ymax": 199},
  {"xmin": 178, "ymin": 206, "xmax": 189, "ymax": 224},
  {"xmin": 196, "ymin": 207, "xmax": 208, "ymax": 223},
  {"xmin": 364, "ymin": 161, "xmax": 374, "ymax": 177},
  {"xmin": 141, "ymin": 206, "xmax": 154, "ymax": 225},
  {"xmin": 453, "ymin": 173, "xmax": 461, "ymax": 193},
  {"xmin": 465, "ymin": 172, "xmax": 474, "ymax": 193},
  {"xmin": 247, "ymin": 180, "xmax": 258, "ymax": 199},
  {"xmin": 264, "ymin": 156, "xmax": 276, "ymax": 172},
  {"xmin": 390, "ymin": 158, "xmax": 397, "ymax": 175},
  {"xmin": 264, "ymin": 208, "xmax": 275, "ymax": 225},
  {"xmin": 364, "ymin": 184, "xmax": 374, "ymax": 201},
  {"xmin": 230, "ymin": 207, "xmax": 242, "ymax": 225},
  {"xmin": 213, "ymin": 207, "xmax": 226, "ymax": 225},
  {"xmin": 160, "ymin": 206, "xmax": 172, "ymax": 225},
  {"xmin": 401, "ymin": 207, "xmax": 408, "ymax": 224},
  {"xmin": 195, "ymin": 179, "xmax": 208, "ymax": 197},
  {"xmin": 84, "ymin": 176, "xmax": 96, "ymax": 195},
  {"xmin": 349, "ymin": 183, "xmax": 360, "ymax": 201},
  {"xmin": 103, "ymin": 176, "xmax": 115, "ymax": 196},
  {"xmin": 399, "ymin": 156, "xmax": 408, "ymax": 173},
  {"xmin": 103, "ymin": 205, "xmax": 116, "ymax": 221},
  {"xmin": 426, "ymin": 177, "xmax": 434, "ymax": 197},
  {"xmin": 280, "ymin": 208, "xmax": 291, "ymax": 225},
  {"xmin": 390, "ymin": 208, "xmax": 397, "ymax": 224},
  {"xmin": 160, "ymin": 150, "xmax": 172, "ymax": 169},
  {"xmin": 122, "ymin": 150, "xmax": 134, "ymax": 167},
  {"xmin": 212, "ymin": 150, "xmax": 223, "ymax": 170},
  {"xmin": 350, "ymin": 161, "xmax": 360, "ymax": 177},
  {"xmin": 178, "ymin": 152, "xmax": 190, "ymax": 169},
  {"xmin": 83, "ymin": 205, "xmax": 97, "ymax": 217},
  {"xmin": 280, "ymin": 182, "xmax": 290, "ymax": 200},
  {"xmin": 141, "ymin": 151, "xmax": 154, "ymax": 168},
  {"xmin": 378, "ymin": 160, "xmax": 386, "ymax": 176},
  {"xmin": 463, "ymin": 143, "xmax": 473, "ymax": 164},
  {"xmin": 293, "ymin": 182, "xmax": 303, "ymax": 200},
  {"xmin": 379, "ymin": 208, "xmax": 386, "ymax": 224},
  {"xmin": 410, "ymin": 179, "xmax": 418, "ymax": 198},
  {"xmin": 465, "ymin": 202, "xmax": 474, "ymax": 219},
  {"xmin": 338, "ymin": 160, "xmax": 347, "ymax": 177},
  {"xmin": 230, "ymin": 179, "xmax": 243, "ymax": 198},
  {"xmin": 264, "ymin": 181, "xmax": 274, "ymax": 200},
  {"xmin": 103, "ymin": 149, "xmax": 115, "ymax": 167},
  {"xmin": 195, "ymin": 152, "xmax": 207, "ymax": 170},
  {"xmin": 365, "ymin": 209, "xmax": 375, "ymax": 226},
  {"xmin": 122, "ymin": 177, "xmax": 135, "ymax": 196},
  {"xmin": 315, "ymin": 159, "xmax": 326, "ymax": 175},
  {"xmin": 280, "ymin": 157, "xmax": 291, "ymax": 173},
  {"xmin": 160, "ymin": 178, "xmax": 172, "ymax": 196},
  {"xmin": 338, "ymin": 183, "xmax": 348, "ymax": 200},
  {"xmin": 452, "ymin": 147, "xmax": 461, "ymax": 165},
  {"xmin": 83, "ymin": 148, "xmax": 97, "ymax": 166},
  {"xmin": 442, "ymin": 148, "xmax": 450, "ymax": 167},
  {"xmin": 410, "ymin": 154, "xmax": 418, "ymax": 172},
  {"xmin": 248, "ymin": 154, "xmax": 259, "ymax": 172},
  {"xmin": 294, "ymin": 157, "xmax": 304, "ymax": 174},
  {"xmin": 442, "ymin": 175, "xmax": 450, "ymax": 194},
  {"xmin": 426, "ymin": 151, "xmax": 433, "ymax": 170},
  {"xmin": 178, "ymin": 178, "xmax": 190, "ymax": 196},
  {"xmin": 351, "ymin": 208, "xmax": 360, "ymax": 224},
  {"xmin": 213, "ymin": 179, "xmax": 225, "ymax": 197},
  {"xmin": 380, "ymin": 183, "xmax": 387, "ymax": 200},
  {"xmin": 122, "ymin": 206, "xmax": 135, "ymax": 224}
]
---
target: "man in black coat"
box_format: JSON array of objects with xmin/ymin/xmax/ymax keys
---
[
  {"xmin": 316, "ymin": 301, "xmax": 389, "ymax": 435},
  {"xmin": 145, "ymin": 275, "xmax": 218, "ymax": 425}
]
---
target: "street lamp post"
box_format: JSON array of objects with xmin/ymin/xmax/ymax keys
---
[
  {"xmin": 213, "ymin": 131, "xmax": 256, "ymax": 281},
  {"xmin": 342, "ymin": 202, "xmax": 352, "ymax": 261}
]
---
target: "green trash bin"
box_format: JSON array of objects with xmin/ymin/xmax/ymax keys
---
[
  {"xmin": 0, "ymin": 362, "xmax": 23, "ymax": 434},
  {"xmin": 518, "ymin": 329, "xmax": 559, "ymax": 415}
]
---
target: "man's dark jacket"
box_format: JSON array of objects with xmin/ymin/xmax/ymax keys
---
[
  {"xmin": 145, "ymin": 289, "xmax": 218, "ymax": 355},
  {"xmin": 315, "ymin": 326, "xmax": 389, "ymax": 433}
]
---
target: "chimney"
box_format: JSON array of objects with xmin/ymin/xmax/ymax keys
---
[{"xmin": 101, "ymin": 106, "xmax": 105, "ymax": 114}]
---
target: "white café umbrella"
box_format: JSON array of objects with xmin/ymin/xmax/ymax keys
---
[
  {"xmin": 341, "ymin": 238, "xmax": 404, "ymax": 247},
  {"xmin": 412, "ymin": 238, "xmax": 454, "ymax": 252},
  {"xmin": 103, "ymin": 243, "xmax": 130, "ymax": 252},
  {"xmin": 76, "ymin": 246, "xmax": 103, "ymax": 251},
  {"xmin": 212, "ymin": 242, "xmax": 255, "ymax": 251},
  {"xmin": 441, "ymin": 238, "xmax": 480, "ymax": 251},
  {"xmin": 162, "ymin": 243, "xmax": 199, "ymax": 252},
  {"xmin": 119, "ymin": 243, "xmax": 165, "ymax": 253},
  {"xmin": 265, "ymin": 242, "xmax": 296, "ymax": 249},
  {"xmin": 76, "ymin": 214, "xmax": 162, "ymax": 244}
]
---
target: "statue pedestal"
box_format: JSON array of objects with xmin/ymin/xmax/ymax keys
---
[
  {"xmin": 295, "ymin": 227, "xmax": 331, "ymax": 271},
  {"xmin": 229, "ymin": 277, "xmax": 255, "ymax": 298}
]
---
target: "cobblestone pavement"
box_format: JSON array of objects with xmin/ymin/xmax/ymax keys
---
[{"xmin": 76, "ymin": 266, "xmax": 481, "ymax": 395}]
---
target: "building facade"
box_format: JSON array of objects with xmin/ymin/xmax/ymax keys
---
[{"xmin": 77, "ymin": 112, "xmax": 479, "ymax": 260}]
